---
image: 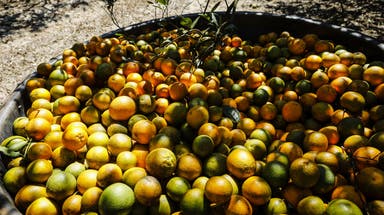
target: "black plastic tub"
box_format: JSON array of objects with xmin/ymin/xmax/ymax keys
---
[{"xmin": 0, "ymin": 12, "xmax": 383, "ymax": 214}]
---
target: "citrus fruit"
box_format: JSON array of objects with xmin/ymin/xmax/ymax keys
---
[
  {"xmin": 96, "ymin": 163, "xmax": 123, "ymax": 188},
  {"xmin": 98, "ymin": 182, "xmax": 135, "ymax": 215},
  {"xmin": 289, "ymin": 157, "xmax": 320, "ymax": 188},
  {"xmin": 226, "ymin": 147, "xmax": 256, "ymax": 180},
  {"xmin": 26, "ymin": 158, "xmax": 53, "ymax": 183},
  {"xmin": 325, "ymin": 199, "xmax": 363, "ymax": 215},
  {"xmin": 46, "ymin": 170, "xmax": 77, "ymax": 201},
  {"xmin": 204, "ymin": 175, "xmax": 233, "ymax": 205},
  {"xmin": 122, "ymin": 167, "xmax": 147, "ymax": 188},
  {"xmin": 297, "ymin": 195, "xmax": 326, "ymax": 215},
  {"xmin": 242, "ymin": 176, "xmax": 272, "ymax": 206},
  {"xmin": 62, "ymin": 194, "xmax": 82, "ymax": 215},
  {"xmin": 166, "ymin": 176, "xmax": 191, "ymax": 202},
  {"xmin": 145, "ymin": 147, "xmax": 176, "ymax": 179},
  {"xmin": 180, "ymin": 188, "xmax": 209, "ymax": 215},
  {"xmin": 134, "ymin": 176, "xmax": 162, "ymax": 206},
  {"xmin": 25, "ymin": 197, "xmax": 59, "ymax": 215}
]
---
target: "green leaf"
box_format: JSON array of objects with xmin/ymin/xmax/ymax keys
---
[
  {"xmin": 190, "ymin": 16, "xmax": 201, "ymax": 29},
  {"xmin": 156, "ymin": 0, "xmax": 168, "ymax": 5},
  {"xmin": 180, "ymin": 17, "xmax": 193, "ymax": 28},
  {"xmin": 210, "ymin": 1, "xmax": 221, "ymax": 12}
]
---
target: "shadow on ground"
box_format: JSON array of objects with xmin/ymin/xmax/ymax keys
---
[
  {"xmin": 264, "ymin": 0, "xmax": 383, "ymax": 41},
  {"xmin": 0, "ymin": 0, "xmax": 90, "ymax": 39}
]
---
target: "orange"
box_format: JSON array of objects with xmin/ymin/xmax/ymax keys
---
[
  {"xmin": 327, "ymin": 63, "xmax": 349, "ymax": 79},
  {"xmin": 192, "ymin": 134, "xmax": 215, "ymax": 158},
  {"xmin": 261, "ymin": 160, "xmax": 289, "ymax": 188},
  {"xmin": 46, "ymin": 170, "xmax": 77, "ymax": 201},
  {"xmin": 277, "ymin": 141, "xmax": 303, "ymax": 163},
  {"xmin": 160, "ymin": 58, "xmax": 177, "ymax": 76},
  {"xmin": 87, "ymin": 131, "xmax": 109, "ymax": 148},
  {"xmin": 62, "ymin": 125, "xmax": 88, "ymax": 151},
  {"xmin": 107, "ymin": 133, "xmax": 132, "ymax": 156},
  {"xmin": 203, "ymin": 153, "xmax": 227, "ymax": 177},
  {"xmin": 241, "ymin": 176, "xmax": 272, "ymax": 206},
  {"xmin": 116, "ymin": 151, "xmax": 137, "ymax": 171},
  {"xmin": 311, "ymin": 101, "xmax": 334, "ymax": 122},
  {"xmin": 316, "ymin": 84, "xmax": 337, "ymax": 103},
  {"xmin": 296, "ymin": 195, "xmax": 326, "ymax": 215},
  {"xmin": 2, "ymin": 166, "xmax": 27, "ymax": 195},
  {"xmin": 312, "ymin": 164, "xmax": 336, "ymax": 194},
  {"xmin": 315, "ymin": 151, "xmax": 339, "ymax": 173},
  {"xmin": 64, "ymin": 161, "xmax": 85, "ymax": 178},
  {"xmin": 131, "ymin": 144, "xmax": 149, "ymax": 168},
  {"xmin": 282, "ymin": 182, "xmax": 312, "ymax": 208},
  {"xmin": 340, "ymin": 91, "xmax": 366, "ymax": 113},
  {"xmin": 165, "ymin": 176, "xmax": 191, "ymax": 202},
  {"xmin": 310, "ymin": 70, "xmax": 329, "ymax": 89},
  {"xmin": 108, "ymin": 96, "xmax": 136, "ymax": 121},
  {"xmin": 226, "ymin": 148, "xmax": 256, "ymax": 180},
  {"xmin": 27, "ymin": 108, "xmax": 54, "ymax": 123},
  {"xmin": 366, "ymin": 200, "xmax": 384, "ymax": 215},
  {"xmin": 188, "ymin": 83, "xmax": 208, "ymax": 100},
  {"xmin": 169, "ymin": 82, "xmax": 188, "ymax": 101},
  {"xmin": 363, "ymin": 65, "xmax": 384, "ymax": 86},
  {"xmin": 180, "ymin": 188, "xmax": 209, "ymax": 215},
  {"xmin": 319, "ymin": 125, "xmax": 340, "ymax": 145},
  {"xmin": 145, "ymin": 147, "xmax": 176, "ymax": 179},
  {"xmin": 260, "ymin": 102, "xmax": 278, "ymax": 121},
  {"xmin": 15, "ymin": 185, "xmax": 48, "ymax": 212},
  {"xmin": 98, "ymin": 182, "xmax": 135, "ymax": 215},
  {"xmin": 62, "ymin": 194, "xmax": 82, "ymax": 215},
  {"xmin": 353, "ymin": 146, "xmax": 380, "ymax": 170},
  {"xmin": 75, "ymin": 85, "xmax": 93, "ymax": 102},
  {"xmin": 29, "ymin": 87, "xmax": 51, "ymax": 103},
  {"xmin": 85, "ymin": 146, "xmax": 110, "ymax": 170},
  {"xmin": 343, "ymin": 134, "xmax": 368, "ymax": 153},
  {"xmin": 304, "ymin": 54, "xmax": 322, "ymax": 70},
  {"xmin": 25, "ymin": 117, "xmax": 51, "ymax": 141},
  {"xmin": 331, "ymin": 185, "xmax": 366, "ymax": 209},
  {"xmin": 63, "ymin": 77, "xmax": 83, "ymax": 96},
  {"xmin": 81, "ymin": 186, "xmax": 103, "ymax": 212},
  {"xmin": 25, "ymin": 197, "xmax": 59, "ymax": 215},
  {"xmin": 325, "ymin": 199, "xmax": 363, "ymax": 215},
  {"xmin": 80, "ymin": 105, "xmax": 100, "ymax": 125},
  {"xmin": 303, "ymin": 131, "xmax": 329, "ymax": 152},
  {"xmin": 198, "ymin": 123, "xmax": 221, "ymax": 146},
  {"xmin": 122, "ymin": 167, "xmax": 147, "ymax": 188},
  {"xmin": 204, "ymin": 175, "xmax": 233, "ymax": 205},
  {"xmin": 186, "ymin": 105, "xmax": 209, "ymax": 129},
  {"xmin": 76, "ymin": 169, "xmax": 98, "ymax": 194},
  {"xmin": 134, "ymin": 176, "xmax": 162, "ymax": 206},
  {"xmin": 60, "ymin": 112, "xmax": 81, "ymax": 130},
  {"xmin": 131, "ymin": 119, "xmax": 157, "ymax": 144},
  {"xmin": 244, "ymin": 138, "xmax": 267, "ymax": 160},
  {"xmin": 26, "ymin": 142, "xmax": 52, "ymax": 161},
  {"xmin": 176, "ymin": 153, "xmax": 202, "ymax": 181},
  {"xmin": 289, "ymin": 157, "xmax": 320, "ymax": 188},
  {"xmin": 224, "ymin": 195, "xmax": 253, "ymax": 215},
  {"xmin": 50, "ymin": 146, "xmax": 76, "ymax": 168},
  {"xmin": 26, "ymin": 158, "xmax": 53, "ymax": 183},
  {"xmin": 97, "ymin": 163, "xmax": 123, "ymax": 188},
  {"xmin": 330, "ymin": 76, "xmax": 352, "ymax": 94},
  {"xmin": 288, "ymin": 38, "xmax": 306, "ymax": 55},
  {"xmin": 55, "ymin": 95, "xmax": 81, "ymax": 115},
  {"xmin": 281, "ymin": 101, "xmax": 302, "ymax": 122},
  {"xmin": 164, "ymin": 102, "xmax": 187, "ymax": 126}
]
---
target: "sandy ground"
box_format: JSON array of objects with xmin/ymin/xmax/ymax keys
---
[{"xmin": 0, "ymin": 0, "xmax": 383, "ymax": 107}]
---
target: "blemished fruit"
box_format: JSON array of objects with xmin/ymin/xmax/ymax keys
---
[{"xmin": 1, "ymin": 14, "xmax": 384, "ymax": 215}]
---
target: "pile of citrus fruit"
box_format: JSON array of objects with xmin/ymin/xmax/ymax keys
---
[{"xmin": 1, "ymin": 21, "xmax": 384, "ymax": 215}]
